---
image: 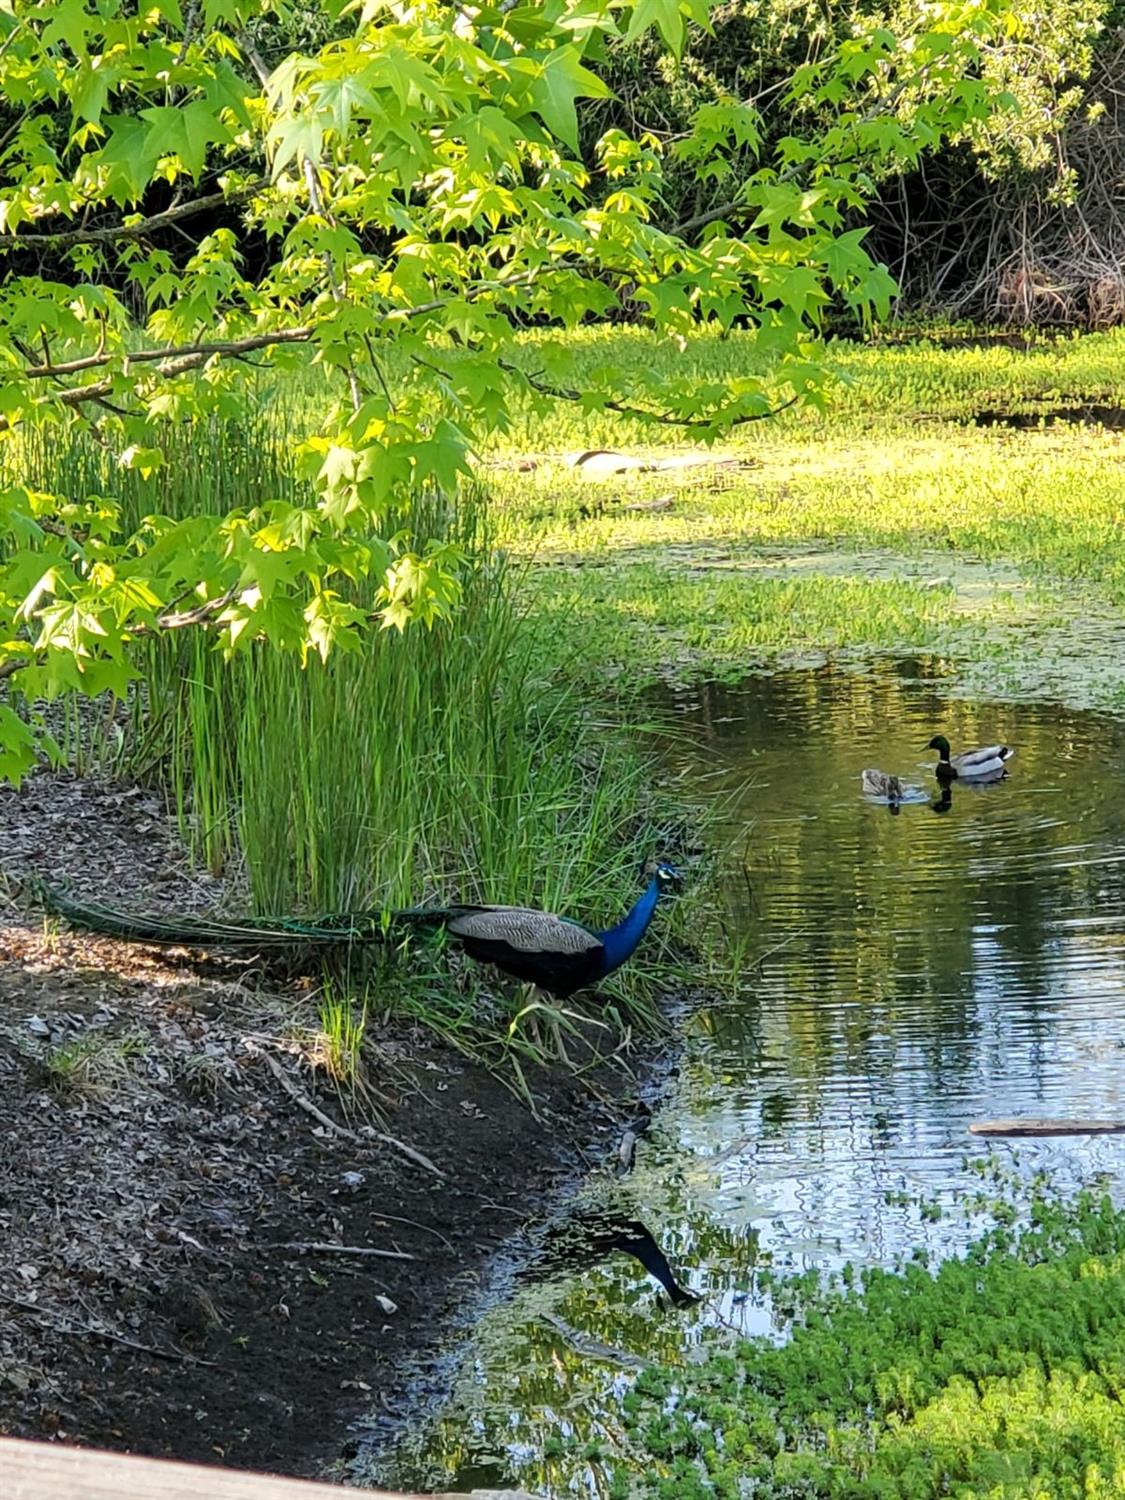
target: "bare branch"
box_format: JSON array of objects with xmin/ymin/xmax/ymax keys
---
[
  {"xmin": 238, "ymin": 31, "xmax": 271, "ymax": 89},
  {"xmin": 24, "ymin": 326, "xmax": 316, "ymax": 381},
  {"xmin": 0, "ymin": 181, "xmax": 267, "ymax": 250},
  {"xmin": 514, "ymin": 363, "xmax": 801, "ymax": 428},
  {"xmin": 156, "ymin": 583, "xmax": 239, "ymax": 630}
]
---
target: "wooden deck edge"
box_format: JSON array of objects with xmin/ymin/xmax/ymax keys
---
[{"xmin": 1, "ymin": 1436, "xmax": 537, "ymax": 1500}]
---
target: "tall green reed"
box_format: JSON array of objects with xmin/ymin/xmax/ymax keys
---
[{"xmin": 8, "ymin": 411, "xmax": 661, "ymax": 934}]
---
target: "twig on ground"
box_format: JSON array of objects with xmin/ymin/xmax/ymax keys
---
[
  {"xmin": 265, "ymin": 1240, "xmax": 415, "ymax": 1261},
  {"xmin": 371, "ymin": 1211, "xmax": 454, "ymax": 1250},
  {"xmin": 258, "ymin": 1046, "xmax": 359, "ymax": 1138},
  {"xmin": 258, "ymin": 1046, "xmax": 444, "ymax": 1177},
  {"xmin": 0, "ymin": 1293, "xmax": 217, "ymax": 1366},
  {"xmin": 359, "ymin": 1125, "xmax": 445, "ymax": 1179}
]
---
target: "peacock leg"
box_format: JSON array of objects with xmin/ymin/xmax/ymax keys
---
[
  {"xmin": 544, "ymin": 1000, "xmax": 571, "ymax": 1067},
  {"xmin": 516, "ymin": 984, "xmax": 571, "ymax": 1066},
  {"xmin": 515, "ymin": 983, "xmax": 543, "ymax": 1052}
]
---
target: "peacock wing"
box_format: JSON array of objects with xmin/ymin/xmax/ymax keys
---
[
  {"xmin": 446, "ymin": 908, "xmax": 601, "ymax": 954},
  {"xmin": 445, "ymin": 909, "xmax": 605, "ymax": 998}
]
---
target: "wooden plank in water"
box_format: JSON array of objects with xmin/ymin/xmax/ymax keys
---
[
  {"xmin": 0, "ymin": 1437, "xmax": 535, "ymax": 1500},
  {"xmin": 969, "ymin": 1118, "xmax": 1125, "ymax": 1138}
]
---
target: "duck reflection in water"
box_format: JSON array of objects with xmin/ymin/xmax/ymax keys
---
[
  {"xmin": 529, "ymin": 1212, "xmax": 699, "ymax": 1308},
  {"xmin": 932, "ymin": 785, "xmax": 953, "ymax": 814}
]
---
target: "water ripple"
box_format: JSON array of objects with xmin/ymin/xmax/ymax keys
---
[{"xmin": 655, "ymin": 662, "xmax": 1125, "ymax": 1264}]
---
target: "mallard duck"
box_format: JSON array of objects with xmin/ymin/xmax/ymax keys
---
[
  {"xmin": 926, "ymin": 735, "xmax": 1013, "ymax": 782},
  {"xmin": 861, "ymin": 769, "xmax": 904, "ymax": 803}
]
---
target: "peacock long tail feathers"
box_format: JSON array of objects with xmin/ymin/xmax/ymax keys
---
[
  {"xmin": 33, "ymin": 879, "xmax": 398, "ymax": 951},
  {"xmin": 31, "ymin": 876, "xmax": 545, "ymax": 955}
]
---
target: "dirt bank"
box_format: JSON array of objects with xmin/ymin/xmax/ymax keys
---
[{"xmin": 0, "ymin": 774, "xmax": 656, "ymax": 1478}]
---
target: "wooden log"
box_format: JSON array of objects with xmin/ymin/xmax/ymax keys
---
[
  {"xmin": 969, "ymin": 1118, "xmax": 1125, "ymax": 1138},
  {"xmin": 0, "ymin": 1436, "xmax": 538, "ymax": 1500}
]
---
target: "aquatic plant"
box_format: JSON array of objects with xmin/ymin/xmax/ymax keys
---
[{"xmin": 614, "ymin": 1187, "xmax": 1125, "ymax": 1498}]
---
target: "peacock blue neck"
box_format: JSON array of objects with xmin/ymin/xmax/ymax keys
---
[{"xmin": 597, "ymin": 875, "xmax": 662, "ymax": 976}]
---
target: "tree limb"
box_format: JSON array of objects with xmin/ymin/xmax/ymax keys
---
[
  {"xmin": 23, "ymin": 326, "xmax": 317, "ymax": 381},
  {"xmin": 156, "ymin": 584, "xmax": 239, "ymax": 630},
  {"xmin": 513, "ymin": 362, "xmax": 801, "ymax": 428},
  {"xmin": 1, "ymin": 182, "xmax": 267, "ymax": 250}
]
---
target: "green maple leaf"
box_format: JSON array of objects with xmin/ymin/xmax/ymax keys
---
[
  {"xmin": 522, "ymin": 49, "xmax": 608, "ymax": 153},
  {"xmin": 313, "ymin": 74, "xmax": 378, "ymax": 138},
  {"xmin": 0, "ymin": 706, "xmax": 38, "ymax": 787},
  {"xmin": 240, "ymin": 547, "xmax": 299, "ymax": 602},
  {"xmin": 80, "ymin": 655, "xmax": 134, "ymax": 699},
  {"xmin": 318, "ymin": 443, "xmax": 357, "ymax": 492},
  {"xmin": 411, "ymin": 419, "xmax": 471, "ymax": 495},
  {"xmin": 458, "ymin": 106, "xmax": 525, "ymax": 172},
  {"xmin": 140, "ymin": 100, "xmax": 229, "ymax": 179},
  {"xmin": 267, "ymin": 112, "xmax": 325, "ymax": 177},
  {"xmin": 43, "ymin": 0, "xmax": 94, "ymax": 57},
  {"xmin": 98, "ymin": 116, "xmax": 161, "ymax": 203},
  {"xmin": 70, "ymin": 59, "xmax": 118, "ymax": 128},
  {"xmin": 625, "ymin": 0, "xmax": 684, "ymax": 54},
  {"xmin": 203, "ymin": 0, "xmax": 243, "ymax": 25},
  {"xmin": 303, "ymin": 592, "xmax": 365, "ymax": 665}
]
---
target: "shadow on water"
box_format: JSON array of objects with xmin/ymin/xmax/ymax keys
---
[{"xmin": 372, "ymin": 657, "xmax": 1125, "ymax": 1496}]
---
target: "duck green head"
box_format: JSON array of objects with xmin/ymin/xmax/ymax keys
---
[{"xmin": 926, "ymin": 734, "xmax": 951, "ymax": 759}]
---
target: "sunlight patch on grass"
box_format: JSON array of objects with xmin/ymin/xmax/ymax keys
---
[{"xmin": 482, "ymin": 327, "xmax": 1125, "ymax": 710}]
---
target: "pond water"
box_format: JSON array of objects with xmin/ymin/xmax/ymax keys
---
[{"xmin": 376, "ymin": 658, "xmax": 1125, "ymax": 1496}]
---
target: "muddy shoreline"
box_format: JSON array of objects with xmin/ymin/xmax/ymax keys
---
[{"xmin": 0, "ymin": 774, "xmax": 670, "ymax": 1479}]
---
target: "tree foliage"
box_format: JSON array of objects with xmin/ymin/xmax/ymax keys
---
[{"xmin": 0, "ymin": 0, "xmax": 1023, "ymax": 778}]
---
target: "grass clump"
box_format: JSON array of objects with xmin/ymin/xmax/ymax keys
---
[
  {"xmin": 43, "ymin": 1030, "xmax": 145, "ymax": 1098},
  {"xmin": 314, "ymin": 985, "xmax": 368, "ymax": 1090},
  {"xmin": 613, "ymin": 1188, "xmax": 1125, "ymax": 1499}
]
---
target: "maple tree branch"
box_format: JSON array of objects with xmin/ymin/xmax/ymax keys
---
[
  {"xmin": 154, "ymin": 584, "xmax": 239, "ymax": 631},
  {"xmin": 0, "ymin": 181, "xmax": 267, "ymax": 250},
  {"xmin": 238, "ymin": 31, "xmax": 271, "ymax": 89},
  {"xmin": 23, "ymin": 327, "xmax": 317, "ymax": 380},
  {"xmin": 18, "ymin": 266, "xmax": 549, "ymax": 387},
  {"xmin": 0, "ymin": 585, "xmax": 244, "ymax": 688},
  {"xmin": 514, "ymin": 364, "xmax": 801, "ymax": 428}
]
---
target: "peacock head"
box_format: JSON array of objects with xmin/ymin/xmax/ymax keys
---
[
  {"xmin": 653, "ymin": 861, "xmax": 683, "ymax": 893},
  {"xmin": 926, "ymin": 734, "xmax": 951, "ymax": 758}
]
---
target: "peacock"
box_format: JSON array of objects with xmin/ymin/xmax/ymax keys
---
[
  {"xmin": 926, "ymin": 735, "xmax": 1014, "ymax": 783},
  {"xmin": 396, "ymin": 861, "xmax": 681, "ymax": 998},
  {"xmin": 32, "ymin": 863, "xmax": 682, "ymax": 1000}
]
